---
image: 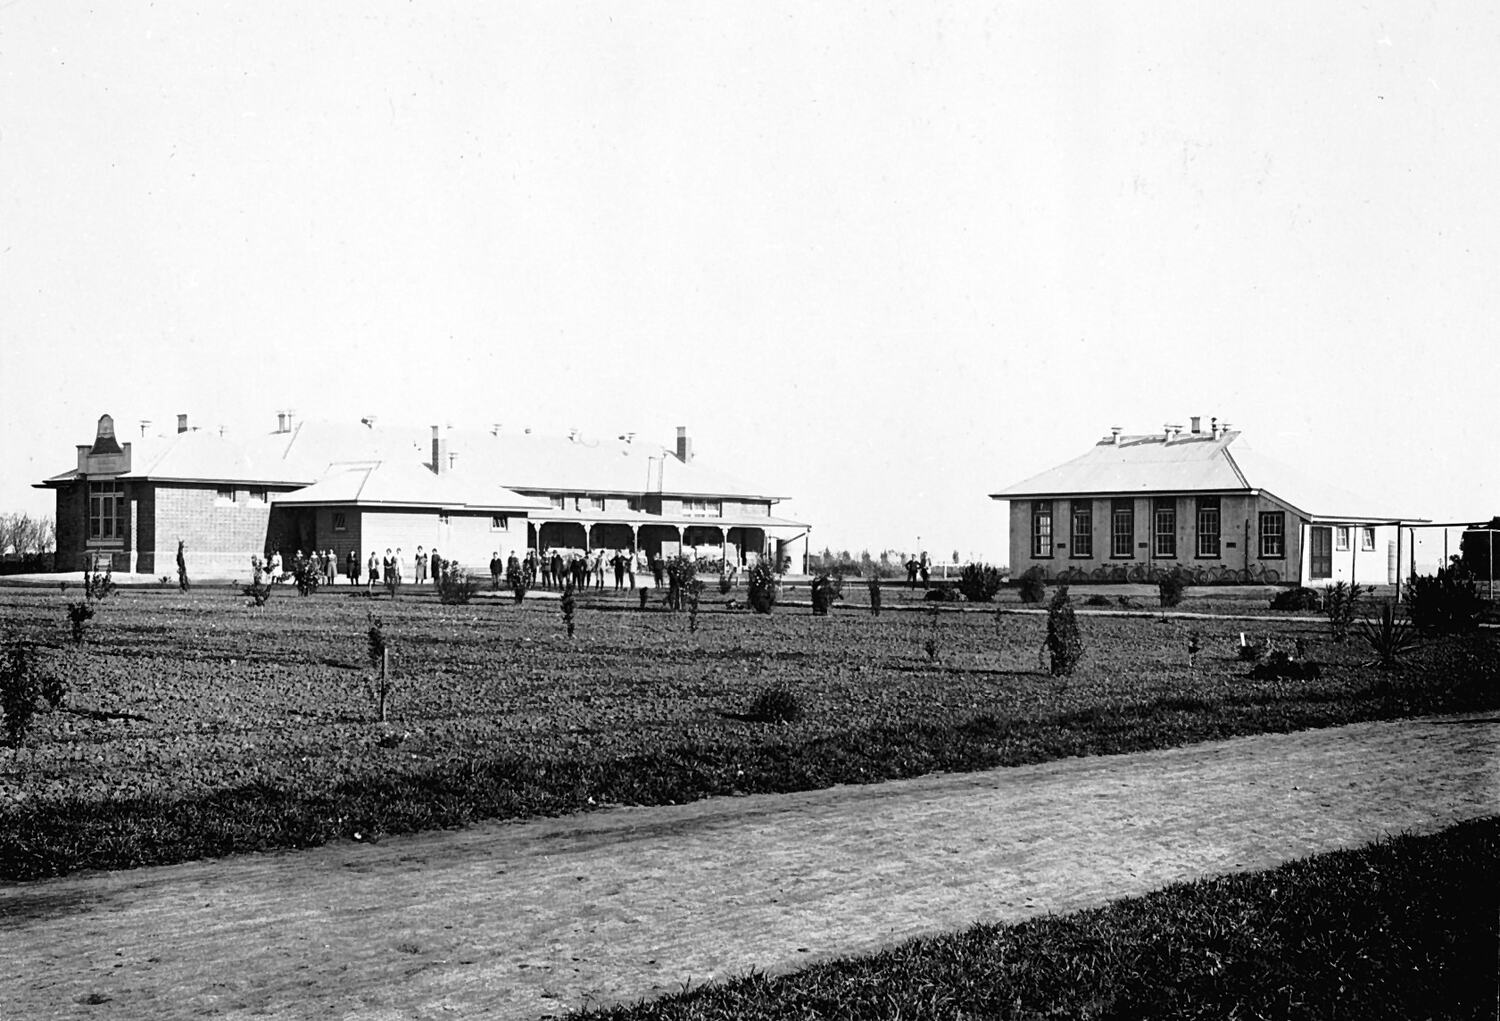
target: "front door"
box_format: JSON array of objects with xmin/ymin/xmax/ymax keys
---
[{"xmin": 1310, "ymin": 526, "xmax": 1332, "ymax": 580}]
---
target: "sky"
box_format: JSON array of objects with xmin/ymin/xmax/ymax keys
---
[{"xmin": 2, "ymin": 3, "xmax": 1496, "ymax": 562}]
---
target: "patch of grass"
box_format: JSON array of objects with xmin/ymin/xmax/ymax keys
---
[
  {"xmin": 0, "ymin": 588, "xmax": 1495, "ymax": 879},
  {"xmin": 583, "ymin": 818, "xmax": 1500, "ymax": 1020}
]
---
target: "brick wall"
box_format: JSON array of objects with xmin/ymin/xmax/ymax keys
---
[
  {"xmin": 54, "ymin": 482, "xmax": 86, "ymax": 572},
  {"xmin": 150, "ymin": 484, "xmax": 275, "ymax": 577}
]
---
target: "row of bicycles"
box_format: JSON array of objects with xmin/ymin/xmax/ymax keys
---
[{"xmin": 1044, "ymin": 562, "xmax": 1282, "ymax": 585}]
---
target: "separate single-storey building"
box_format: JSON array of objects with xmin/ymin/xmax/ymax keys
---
[
  {"xmin": 990, "ymin": 417, "xmax": 1427, "ymax": 588},
  {"xmin": 39, "ymin": 413, "xmax": 808, "ymax": 576}
]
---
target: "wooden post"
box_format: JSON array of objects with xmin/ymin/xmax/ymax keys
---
[
  {"xmin": 379, "ymin": 647, "xmax": 389, "ymax": 722},
  {"xmin": 1395, "ymin": 524, "xmax": 1404, "ymax": 603}
]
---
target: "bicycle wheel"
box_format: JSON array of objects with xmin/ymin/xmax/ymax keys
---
[
  {"xmin": 1126, "ymin": 563, "xmax": 1145, "ymax": 583},
  {"xmin": 1261, "ymin": 566, "xmax": 1281, "ymax": 584}
]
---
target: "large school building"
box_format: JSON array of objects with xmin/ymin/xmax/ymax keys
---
[{"xmin": 39, "ymin": 413, "xmax": 809, "ymax": 577}]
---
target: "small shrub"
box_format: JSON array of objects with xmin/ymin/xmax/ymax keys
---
[
  {"xmin": 1158, "ymin": 571, "xmax": 1185, "ymax": 608},
  {"xmin": 923, "ymin": 587, "xmax": 961, "ymax": 602},
  {"xmin": 438, "ymin": 567, "xmax": 479, "ymax": 606},
  {"xmin": 561, "ymin": 584, "xmax": 577, "ymax": 638},
  {"xmin": 1250, "ymin": 649, "xmax": 1322, "ymax": 681},
  {"xmin": 292, "ymin": 557, "xmax": 321, "ymax": 596},
  {"xmin": 1044, "ymin": 586, "xmax": 1083, "ymax": 677},
  {"xmin": 747, "ymin": 559, "xmax": 779, "ymax": 614},
  {"xmin": 1270, "ymin": 587, "xmax": 1323, "ymax": 611},
  {"xmin": 957, "ymin": 563, "xmax": 1003, "ymax": 603},
  {"xmin": 810, "ymin": 574, "xmax": 842, "ymax": 616},
  {"xmin": 1323, "ymin": 581, "xmax": 1366, "ymax": 643},
  {"xmin": 1084, "ymin": 594, "xmax": 1110, "ymax": 607},
  {"xmin": 366, "ymin": 615, "xmax": 387, "ymax": 668},
  {"xmin": 365, "ymin": 615, "xmax": 392, "ymax": 722},
  {"xmin": 1359, "ymin": 601, "xmax": 1420, "ymax": 667},
  {"xmin": 638, "ymin": 587, "xmax": 649, "ymax": 611},
  {"xmin": 666, "ymin": 554, "xmax": 698, "ymax": 612},
  {"xmin": 1237, "ymin": 636, "xmax": 1266, "ymax": 662},
  {"xmin": 506, "ymin": 562, "xmax": 529, "ymax": 605},
  {"xmin": 1403, "ymin": 558, "xmax": 1484, "ymax": 635},
  {"xmin": 65, "ymin": 600, "xmax": 95, "ymax": 645},
  {"xmin": 82, "ymin": 565, "xmax": 115, "ymax": 602},
  {"xmin": 717, "ymin": 567, "xmax": 736, "ymax": 596},
  {"xmin": 746, "ymin": 683, "xmax": 803, "ymax": 723},
  {"xmin": 1018, "ymin": 568, "xmax": 1046, "ymax": 604}
]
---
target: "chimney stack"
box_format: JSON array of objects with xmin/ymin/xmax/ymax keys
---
[
  {"xmin": 177, "ymin": 414, "xmax": 188, "ymax": 434},
  {"xmin": 431, "ymin": 425, "xmax": 448, "ymax": 476},
  {"xmin": 1190, "ymin": 416, "xmax": 1201, "ymax": 434},
  {"xmin": 676, "ymin": 426, "xmax": 692, "ymax": 463},
  {"xmin": 1110, "ymin": 426, "xmax": 1122, "ymax": 446},
  {"xmin": 139, "ymin": 420, "xmax": 151, "ymax": 437}
]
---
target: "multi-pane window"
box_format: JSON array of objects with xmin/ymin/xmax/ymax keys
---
[
  {"xmin": 1031, "ymin": 500, "xmax": 1054, "ymax": 558},
  {"xmin": 1196, "ymin": 496, "xmax": 1221, "ymax": 558},
  {"xmin": 216, "ymin": 487, "xmax": 237, "ymax": 503},
  {"xmin": 87, "ymin": 480, "xmax": 124, "ymax": 541},
  {"xmin": 1259, "ymin": 511, "xmax": 1285, "ymax": 559},
  {"xmin": 1361, "ymin": 526, "xmax": 1376, "ymax": 551},
  {"xmin": 249, "ymin": 488, "xmax": 268, "ymax": 504},
  {"xmin": 1153, "ymin": 498, "xmax": 1176, "ymax": 558},
  {"xmin": 1335, "ymin": 526, "xmax": 1350, "ymax": 551},
  {"xmin": 332, "ymin": 512, "xmax": 348, "ymax": 532},
  {"xmin": 1111, "ymin": 499, "xmax": 1134, "ymax": 558},
  {"xmin": 683, "ymin": 498, "xmax": 722, "ymax": 517},
  {"xmin": 549, "ymin": 495, "xmax": 566, "ymax": 509},
  {"xmin": 490, "ymin": 514, "xmax": 509, "ymax": 530},
  {"xmin": 1070, "ymin": 501, "xmax": 1093, "ymax": 558},
  {"xmin": 587, "ymin": 496, "xmax": 606, "ymax": 512}
]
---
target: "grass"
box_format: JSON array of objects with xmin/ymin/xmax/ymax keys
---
[
  {"xmin": 580, "ymin": 817, "xmax": 1500, "ymax": 1020},
  {"xmin": 0, "ymin": 586, "xmax": 1496, "ymax": 879}
]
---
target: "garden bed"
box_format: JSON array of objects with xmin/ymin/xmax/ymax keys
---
[{"xmin": 0, "ymin": 586, "xmax": 1495, "ymax": 879}]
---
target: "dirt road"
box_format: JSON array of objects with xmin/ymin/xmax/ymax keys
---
[{"xmin": 3, "ymin": 714, "xmax": 1495, "ymax": 1020}]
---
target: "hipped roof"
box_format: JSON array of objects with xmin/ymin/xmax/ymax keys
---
[
  {"xmin": 269, "ymin": 461, "xmax": 546, "ymax": 512},
  {"xmin": 40, "ymin": 419, "xmax": 784, "ymax": 501},
  {"xmin": 991, "ymin": 430, "xmax": 1425, "ymax": 522}
]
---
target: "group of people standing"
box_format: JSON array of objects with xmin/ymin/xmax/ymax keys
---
[{"xmin": 531, "ymin": 547, "xmax": 663, "ymax": 592}]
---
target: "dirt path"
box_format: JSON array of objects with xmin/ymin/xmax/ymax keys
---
[{"xmin": 3, "ymin": 714, "xmax": 1495, "ymax": 1021}]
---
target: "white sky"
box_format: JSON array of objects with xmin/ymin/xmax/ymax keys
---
[{"xmin": 2, "ymin": 3, "xmax": 1495, "ymax": 561}]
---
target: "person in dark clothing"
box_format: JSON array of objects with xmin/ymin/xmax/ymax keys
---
[
  {"xmin": 612, "ymin": 552, "xmax": 626, "ymax": 590},
  {"xmin": 905, "ymin": 558, "xmax": 919, "ymax": 588},
  {"xmin": 429, "ymin": 549, "xmax": 442, "ymax": 586},
  {"xmin": 572, "ymin": 554, "xmax": 588, "ymax": 590},
  {"xmin": 347, "ymin": 549, "xmax": 360, "ymax": 584},
  {"xmin": 650, "ymin": 552, "xmax": 665, "ymax": 588},
  {"xmin": 551, "ymin": 552, "xmax": 564, "ymax": 590},
  {"xmin": 490, "ymin": 552, "xmax": 503, "ymax": 590}
]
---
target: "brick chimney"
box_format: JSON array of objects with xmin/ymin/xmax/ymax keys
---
[
  {"xmin": 431, "ymin": 425, "xmax": 448, "ymax": 476},
  {"xmin": 675, "ymin": 426, "xmax": 692, "ymax": 463},
  {"xmin": 177, "ymin": 414, "xmax": 188, "ymax": 434},
  {"xmin": 1190, "ymin": 416, "xmax": 1201, "ymax": 434},
  {"xmin": 1110, "ymin": 426, "xmax": 1122, "ymax": 446}
]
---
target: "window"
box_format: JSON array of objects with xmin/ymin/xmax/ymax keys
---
[
  {"xmin": 1106, "ymin": 499, "xmax": 1131, "ymax": 558},
  {"xmin": 249, "ymin": 488, "xmax": 268, "ymax": 505},
  {"xmin": 1259, "ymin": 512, "xmax": 1285, "ymax": 559},
  {"xmin": 683, "ymin": 499, "xmax": 722, "ymax": 517},
  {"xmin": 438, "ymin": 512, "xmax": 450, "ymax": 525},
  {"xmin": 1335, "ymin": 526, "xmax": 1350, "ymax": 551},
  {"xmin": 627, "ymin": 497, "xmax": 642, "ymax": 513},
  {"xmin": 1031, "ymin": 500, "xmax": 1054, "ymax": 558},
  {"xmin": 1153, "ymin": 498, "xmax": 1176, "ymax": 558},
  {"xmin": 1196, "ymin": 497, "xmax": 1221, "ymax": 558},
  {"xmin": 332, "ymin": 512, "xmax": 348, "ymax": 533},
  {"xmin": 87, "ymin": 480, "xmax": 125, "ymax": 541},
  {"xmin": 587, "ymin": 496, "xmax": 606, "ymax": 512},
  {"xmin": 1070, "ymin": 501, "xmax": 1093, "ymax": 558},
  {"xmin": 1361, "ymin": 526, "xmax": 1376, "ymax": 551},
  {"xmin": 216, "ymin": 487, "xmax": 237, "ymax": 504},
  {"xmin": 490, "ymin": 514, "xmax": 509, "ymax": 530},
  {"xmin": 549, "ymin": 495, "xmax": 565, "ymax": 510}
]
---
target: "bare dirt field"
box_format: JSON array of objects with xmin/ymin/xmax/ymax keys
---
[{"xmin": 3, "ymin": 713, "xmax": 1494, "ymax": 1021}]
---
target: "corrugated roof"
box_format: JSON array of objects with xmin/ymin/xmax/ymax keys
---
[
  {"xmin": 992, "ymin": 430, "xmax": 1424, "ymax": 521},
  {"xmin": 41, "ymin": 419, "xmax": 784, "ymax": 501},
  {"xmin": 270, "ymin": 460, "xmax": 547, "ymax": 512}
]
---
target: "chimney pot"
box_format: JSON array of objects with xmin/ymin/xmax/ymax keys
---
[
  {"xmin": 431, "ymin": 425, "xmax": 448, "ymax": 475},
  {"xmin": 1190, "ymin": 416, "xmax": 1201, "ymax": 434},
  {"xmin": 675, "ymin": 426, "xmax": 692, "ymax": 463},
  {"xmin": 1110, "ymin": 426, "xmax": 1122, "ymax": 446},
  {"xmin": 177, "ymin": 414, "xmax": 188, "ymax": 434}
]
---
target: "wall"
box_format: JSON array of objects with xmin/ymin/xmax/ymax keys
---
[
  {"xmin": 1006, "ymin": 493, "xmax": 1304, "ymax": 583},
  {"xmin": 53, "ymin": 482, "xmax": 87, "ymax": 572},
  {"xmin": 1297, "ymin": 521, "xmax": 1400, "ymax": 588},
  {"xmin": 359, "ymin": 509, "xmax": 528, "ymax": 576},
  {"xmin": 149, "ymin": 484, "xmax": 274, "ymax": 578}
]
